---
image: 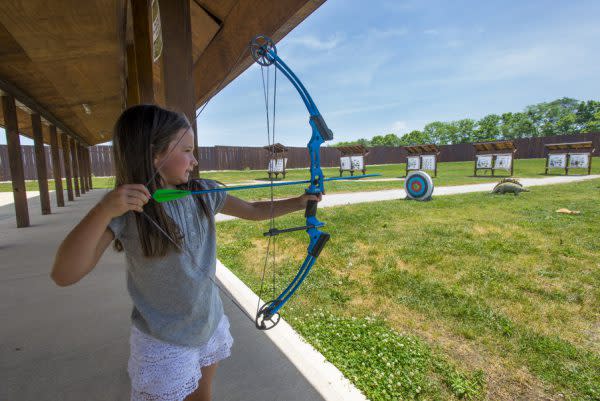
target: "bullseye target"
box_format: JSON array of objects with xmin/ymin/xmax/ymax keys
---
[{"xmin": 405, "ymin": 171, "xmax": 434, "ymax": 201}]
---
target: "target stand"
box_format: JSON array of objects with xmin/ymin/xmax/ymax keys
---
[{"xmin": 404, "ymin": 171, "xmax": 434, "ymax": 201}]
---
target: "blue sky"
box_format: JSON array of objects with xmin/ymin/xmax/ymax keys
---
[{"xmin": 3, "ymin": 0, "xmax": 600, "ymax": 147}]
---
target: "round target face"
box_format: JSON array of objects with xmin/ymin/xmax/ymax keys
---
[{"xmin": 405, "ymin": 171, "xmax": 434, "ymax": 201}]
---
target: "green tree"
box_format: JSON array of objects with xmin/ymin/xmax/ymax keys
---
[
  {"xmin": 500, "ymin": 112, "xmax": 536, "ymax": 139},
  {"xmin": 526, "ymin": 97, "xmax": 580, "ymax": 136},
  {"xmin": 576, "ymin": 100, "xmax": 600, "ymax": 132},
  {"xmin": 334, "ymin": 138, "xmax": 371, "ymax": 147},
  {"xmin": 371, "ymin": 133, "xmax": 402, "ymax": 147},
  {"xmin": 452, "ymin": 119, "xmax": 476, "ymax": 143},
  {"xmin": 399, "ymin": 130, "xmax": 430, "ymax": 146},
  {"xmin": 474, "ymin": 114, "xmax": 502, "ymax": 142},
  {"xmin": 423, "ymin": 121, "xmax": 455, "ymax": 145}
]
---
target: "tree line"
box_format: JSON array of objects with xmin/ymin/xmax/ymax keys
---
[{"xmin": 334, "ymin": 97, "xmax": 600, "ymax": 147}]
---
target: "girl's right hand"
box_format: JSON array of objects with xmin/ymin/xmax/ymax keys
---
[{"xmin": 98, "ymin": 184, "xmax": 151, "ymax": 217}]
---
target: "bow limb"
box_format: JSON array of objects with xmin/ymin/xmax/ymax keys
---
[{"xmin": 251, "ymin": 35, "xmax": 332, "ymax": 329}]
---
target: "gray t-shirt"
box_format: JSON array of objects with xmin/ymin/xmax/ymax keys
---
[{"xmin": 108, "ymin": 179, "xmax": 227, "ymax": 347}]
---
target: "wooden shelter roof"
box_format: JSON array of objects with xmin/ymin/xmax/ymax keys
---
[
  {"xmin": 263, "ymin": 143, "xmax": 288, "ymax": 154},
  {"xmin": 0, "ymin": 0, "xmax": 324, "ymax": 146},
  {"xmin": 405, "ymin": 144, "xmax": 439, "ymax": 154},
  {"xmin": 544, "ymin": 141, "xmax": 594, "ymax": 151},
  {"xmin": 336, "ymin": 145, "xmax": 368, "ymax": 155},
  {"xmin": 473, "ymin": 140, "xmax": 516, "ymax": 152}
]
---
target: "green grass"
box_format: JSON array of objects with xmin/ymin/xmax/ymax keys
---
[
  {"xmin": 217, "ymin": 178, "xmax": 600, "ymax": 400},
  {"xmin": 3, "ymin": 158, "xmax": 599, "ymax": 199}
]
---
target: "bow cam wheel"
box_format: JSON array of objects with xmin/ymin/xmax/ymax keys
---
[
  {"xmin": 250, "ymin": 35, "xmax": 276, "ymax": 66},
  {"xmin": 405, "ymin": 171, "xmax": 434, "ymax": 201},
  {"xmin": 255, "ymin": 300, "xmax": 281, "ymax": 330}
]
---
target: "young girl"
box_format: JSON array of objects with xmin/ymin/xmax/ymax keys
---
[{"xmin": 51, "ymin": 104, "xmax": 322, "ymax": 401}]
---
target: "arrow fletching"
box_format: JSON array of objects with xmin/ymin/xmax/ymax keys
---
[{"xmin": 152, "ymin": 188, "xmax": 192, "ymax": 203}]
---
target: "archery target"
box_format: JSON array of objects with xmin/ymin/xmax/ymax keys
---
[{"xmin": 405, "ymin": 171, "xmax": 434, "ymax": 201}]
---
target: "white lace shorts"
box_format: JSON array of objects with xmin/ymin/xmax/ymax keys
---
[{"xmin": 128, "ymin": 315, "xmax": 233, "ymax": 401}]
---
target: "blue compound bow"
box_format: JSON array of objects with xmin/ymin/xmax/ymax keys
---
[{"xmin": 250, "ymin": 35, "xmax": 333, "ymax": 330}]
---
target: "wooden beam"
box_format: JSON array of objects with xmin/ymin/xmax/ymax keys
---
[
  {"xmin": 61, "ymin": 133, "xmax": 74, "ymax": 201},
  {"xmin": 49, "ymin": 125, "xmax": 64, "ymax": 207},
  {"xmin": 131, "ymin": 0, "xmax": 155, "ymax": 103},
  {"xmin": 1, "ymin": 94, "xmax": 29, "ymax": 227},
  {"xmin": 192, "ymin": 0, "xmax": 322, "ymax": 106},
  {"xmin": 70, "ymin": 138, "xmax": 81, "ymax": 197},
  {"xmin": 160, "ymin": 0, "xmax": 199, "ymax": 176},
  {"xmin": 31, "ymin": 113, "xmax": 51, "ymax": 214},
  {"xmin": 126, "ymin": 43, "xmax": 141, "ymax": 106},
  {"xmin": 0, "ymin": 77, "xmax": 90, "ymax": 146}
]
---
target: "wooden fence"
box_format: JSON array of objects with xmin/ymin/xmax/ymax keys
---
[{"xmin": 1, "ymin": 132, "xmax": 598, "ymax": 180}]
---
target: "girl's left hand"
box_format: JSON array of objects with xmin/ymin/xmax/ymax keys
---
[{"xmin": 298, "ymin": 192, "xmax": 323, "ymax": 208}]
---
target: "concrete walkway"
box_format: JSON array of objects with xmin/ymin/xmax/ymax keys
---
[
  {"xmin": 1, "ymin": 174, "xmax": 598, "ymax": 401},
  {"xmin": 0, "ymin": 189, "xmax": 364, "ymax": 401}
]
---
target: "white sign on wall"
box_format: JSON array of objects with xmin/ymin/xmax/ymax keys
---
[
  {"xmin": 548, "ymin": 154, "xmax": 567, "ymax": 168},
  {"xmin": 268, "ymin": 158, "xmax": 287, "ymax": 173},
  {"xmin": 569, "ymin": 153, "xmax": 589, "ymax": 169},
  {"xmin": 476, "ymin": 155, "xmax": 493, "ymax": 169},
  {"xmin": 350, "ymin": 156, "xmax": 364, "ymax": 170},
  {"xmin": 340, "ymin": 156, "xmax": 351, "ymax": 170},
  {"xmin": 494, "ymin": 154, "xmax": 512, "ymax": 170},
  {"xmin": 407, "ymin": 156, "xmax": 420, "ymax": 170},
  {"xmin": 421, "ymin": 155, "xmax": 436, "ymax": 171}
]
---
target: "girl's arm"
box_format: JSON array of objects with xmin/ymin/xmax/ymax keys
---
[
  {"xmin": 220, "ymin": 193, "xmax": 322, "ymax": 221},
  {"xmin": 51, "ymin": 184, "xmax": 150, "ymax": 286}
]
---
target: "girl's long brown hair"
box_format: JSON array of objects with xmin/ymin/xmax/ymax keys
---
[{"xmin": 112, "ymin": 104, "xmax": 211, "ymax": 257}]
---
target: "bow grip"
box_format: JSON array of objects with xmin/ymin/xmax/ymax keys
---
[{"xmin": 304, "ymin": 199, "xmax": 318, "ymax": 218}]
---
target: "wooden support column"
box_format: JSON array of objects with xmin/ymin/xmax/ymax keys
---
[
  {"xmin": 131, "ymin": 0, "xmax": 154, "ymax": 104},
  {"xmin": 81, "ymin": 145, "xmax": 89, "ymax": 191},
  {"xmin": 70, "ymin": 138, "xmax": 81, "ymax": 196},
  {"xmin": 61, "ymin": 133, "xmax": 74, "ymax": 201},
  {"xmin": 82, "ymin": 145, "xmax": 90, "ymax": 191},
  {"xmin": 160, "ymin": 0, "xmax": 198, "ymax": 176},
  {"xmin": 77, "ymin": 144, "xmax": 86, "ymax": 193},
  {"xmin": 49, "ymin": 125, "xmax": 64, "ymax": 206},
  {"xmin": 87, "ymin": 147, "xmax": 93, "ymax": 189},
  {"xmin": 31, "ymin": 113, "xmax": 51, "ymax": 214},
  {"xmin": 126, "ymin": 43, "xmax": 141, "ymax": 107},
  {"xmin": 1, "ymin": 95, "xmax": 29, "ymax": 227}
]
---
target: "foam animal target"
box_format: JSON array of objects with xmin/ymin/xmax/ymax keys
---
[{"xmin": 404, "ymin": 171, "xmax": 434, "ymax": 201}]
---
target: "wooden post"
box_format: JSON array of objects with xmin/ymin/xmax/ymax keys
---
[
  {"xmin": 70, "ymin": 138, "xmax": 81, "ymax": 196},
  {"xmin": 473, "ymin": 157, "xmax": 478, "ymax": 177},
  {"xmin": 131, "ymin": 0, "xmax": 154, "ymax": 104},
  {"xmin": 1, "ymin": 95, "xmax": 30, "ymax": 227},
  {"xmin": 78, "ymin": 144, "xmax": 87, "ymax": 193},
  {"xmin": 510, "ymin": 153, "xmax": 514, "ymax": 176},
  {"xmin": 31, "ymin": 113, "xmax": 51, "ymax": 214},
  {"xmin": 61, "ymin": 133, "xmax": 74, "ymax": 201},
  {"xmin": 84, "ymin": 146, "xmax": 91, "ymax": 190},
  {"xmin": 565, "ymin": 153, "xmax": 570, "ymax": 175},
  {"xmin": 544, "ymin": 153, "xmax": 549, "ymax": 175},
  {"xmin": 87, "ymin": 147, "xmax": 93, "ymax": 189},
  {"xmin": 588, "ymin": 152, "xmax": 593, "ymax": 175},
  {"xmin": 49, "ymin": 125, "xmax": 64, "ymax": 207},
  {"xmin": 160, "ymin": 0, "xmax": 198, "ymax": 177},
  {"xmin": 126, "ymin": 43, "xmax": 141, "ymax": 107}
]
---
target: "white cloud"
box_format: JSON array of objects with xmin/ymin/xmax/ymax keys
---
[
  {"xmin": 392, "ymin": 120, "xmax": 408, "ymax": 132},
  {"xmin": 367, "ymin": 27, "xmax": 408, "ymax": 39},
  {"xmin": 285, "ymin": 33, "xmax": 343, "ymax": 51}
]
